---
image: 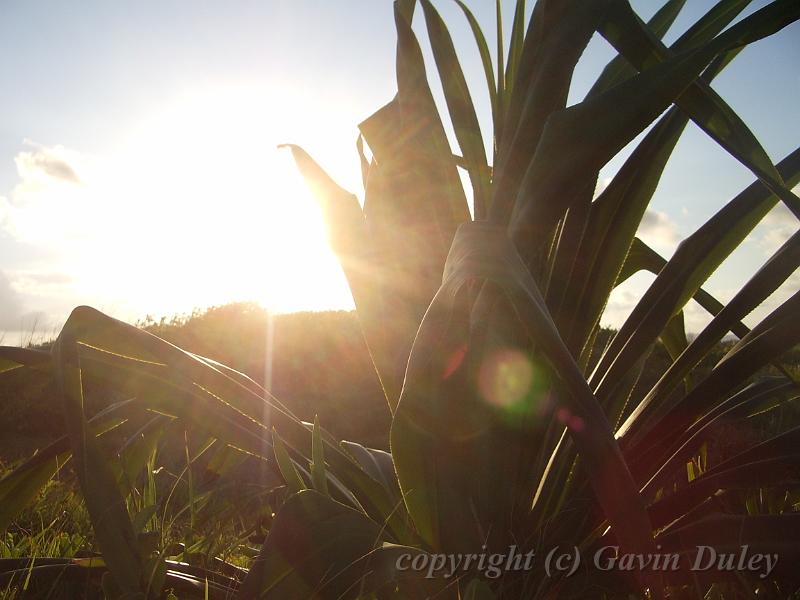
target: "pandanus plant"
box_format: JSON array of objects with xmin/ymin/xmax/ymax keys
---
[{"xmin": 1, "ymin": 0, "xmax": 800, "ymax": 598}]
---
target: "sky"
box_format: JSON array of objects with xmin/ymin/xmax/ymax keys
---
[{"xmin": 0, "ymin": 0, "xmax": 798, "ymax": 344}]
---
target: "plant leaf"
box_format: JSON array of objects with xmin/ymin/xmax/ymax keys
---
[
  {"xmin": 491, "ymin": 0, "xmax": 610, "ymax": 225},
  {"xmin": 649, "ymin": 454, "xmax": 800, "ymax": 529},
  {"xmin": 272, "ymin": 429, "xmax": 306, "ymax": 494},
  {"xmin": 592, "ymin": 147, "xmax": 800, "ymax": 405},
  {"xmin": 312, "ymin": 415, "xmax": 329, "ymax": 495},
  {"xmin": 508, "ymin": 19, "xmax": 761, "ymax": 272},
  {"xmin": 53, "ymin": 328, "xmax": 144, "ymax": 595},
  {"xmin": 636, "ymin": 289, "xmax": 800, "ymax": 460},
  {"xmin": 420, "ymin": 0, "xmax": 490, "ymax": 219},
  {"xmin": 452, "ymin": 0, "xmax": 498, "ymax": 139},
  {"xmin": 635, "ymin": 378, "xmax": 797, "ymax": 495},
  {"xmin": 587, "ymin": 0, "xmax": 688, "ymax": 97},
  {"xmin": 392, "ymin": 222, "xmax": 658, "ymax": 591},
  {"xmin": 236, "ymin": 490, "xmax": 383, "ymax": 600},
  {"xmin": 45, "ymin": 306, "xmax": 414, "ymax": 545},
  {"xmin": 600, "ymin": 0, "xmax": 800, "ymax": 218},
  {"xmin": 0, "ymin": 397, "xmax": 138, "ymax": 532},
  {"xmin": 620, "ymin": 229, "xmax": 800, "ymax": 446}
]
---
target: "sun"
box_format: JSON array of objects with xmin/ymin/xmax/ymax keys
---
[{"xmin": 78, "ymin": 84, "xmax": 357, "ymax": 319}]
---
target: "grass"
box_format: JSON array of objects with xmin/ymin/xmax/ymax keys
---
[{"xmin": 0, "ymin": 425, "xmax": 265, "ymax": 598}]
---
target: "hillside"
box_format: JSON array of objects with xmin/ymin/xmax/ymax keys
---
[{"xmin": 0, "ymin": 303, "xmax": 390, "ymax": 461}]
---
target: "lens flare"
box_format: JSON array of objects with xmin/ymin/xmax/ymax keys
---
[
  {"xmin": 442, "ymin": 344, "xmax": 468, "ymax": 380},
  {"xmin": 478, "ymin": 348, "xmax": 535, "ymax": 410},
  {"xmin": 556, "ymin": 407, "xmax": 586, "ymax": 433}
]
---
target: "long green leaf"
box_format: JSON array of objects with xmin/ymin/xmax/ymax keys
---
[
  {"xmin": 587, "ymin": 0, "xmax": 688, "ymax": 97},
  {"xmin": 420, "ymin": 0, "xmax": 490, "ymax": 219},
  {"xmin": 600, "ymin": 0, "xmax": 800, "ymax": 219},
  {"xmin": 282, "ymin": 143, "xmax": 408, "ymax": 411},
  {"xmin": 635, "ymin": 378, "xmax": 796, "ymax": 494},
  {"xmin": 505, "ymin": 0, "xmax": 526, "ymax": 100},
  {"xmin": 619, "ymin": 229, "xmax": 800, "ymax": 445},
  {"xmin": 494, "ymin": 0, "xmax": 504, "ymax": 144},
  {"xmin": 53, "ymin": 329, "xmax": 144, "ymax": 595},
  {"xmin": 392, "ymin": 1, "xmax": 471, "ymax": 229},
  {"xmin": 515, "ymin": 0, "xmax": 800, "ymax": 279},
  {"xmin": 311, "ymin": 415, "xmax": 329, "ymax": 495},
  {"xmin": 507, "ymin": 17, "xmax": 770, "ymax": 272},
  {"xmin": 340, "ymin": 440, "xmax": 401, "ymax": 505},
  {"xmin": 589, "ymin": 0, "xmax": 753, "ymax": 98},
  {"xmin": 591, "ymin": 148, "xmax": 800, "ymax": 402},
  {"xmin": 649, "ymin": 454, "xmax": 800, "ymax": 529},
  {"xmin": 272, "ymin": 429, "xmax": 306, "ymax": 494},
  {"xmin": 638, "ymin": 289, "xmax": 800, "ymax": 456},
  {"xmin": 671, "ymin": 0, "xmax": 754, "ymax": 53},
  {"xmin": 452, "ymin": 0, "xmax": 498, "ymax": 141},
  {"xmin": 565, "ymin": 50, "xmax": 740, "ymax": 353}
]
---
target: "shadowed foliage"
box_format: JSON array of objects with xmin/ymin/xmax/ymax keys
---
[{"xmin": 1, "ymin": 0, "xmax": 799, "ymax": 598}]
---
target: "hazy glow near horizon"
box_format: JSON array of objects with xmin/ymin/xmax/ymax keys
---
[{"xmin": 1, "ymin": 86, "xmax": 357, "ymax": 336}]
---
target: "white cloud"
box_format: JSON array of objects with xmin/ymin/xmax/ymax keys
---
[
  {"xmin": 758, "ymin": 202, "xmax": 797, "ymax": 255},
  {"xmin": 603, "ymin": 288, "xmax": 641, "ymax": 325},
  {"xmin": 601, "ymin": 272, "xmax": 653, "ymax": 330},
  {"xmin": 15, "ymin": 141, "xmax": 82, "ymax": 185},
  {"xmin": 637, "ymin": 208, "xmax": 680, "ymax": 250},
  {"xmin": 1, "ymin": 142, "xmax": 96, "ymax": 247}
]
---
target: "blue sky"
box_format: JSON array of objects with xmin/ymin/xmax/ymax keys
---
[{"xmin": 0, "ymin": 0, "xmax": 798, "ymax": 342}]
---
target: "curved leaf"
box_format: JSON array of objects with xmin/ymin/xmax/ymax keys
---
[
  {"xmin": 391, "ymin": 222, "xmax": 658, "ymax": 590},
  {"xmin": 53, "ymin": 329, "xmax": 144, "ymax": 594},
  {"xmin": 0, "ymin": 397, "xmax": 138, "ymax": 532},
  {"xmin": 620, "ymin": 229, "xmax": 800, "ymax": 445},
  {"xmin": 452, "ymin": 0, "xmax": 498, "ymax": 139},
  {"xmin": 491, "ymin": 0, "xmax": 610, "ymax": 225},
  {"xmin": 420, "ymin": 0, "xmax": 490, "ymax": 218},
  {"xmin": 46, "ymin": 306, "xmax": 415, "ymax": 546},
  {"xmin": 635, "ymin": 378, "xmax": 797, "ymax": 493},
  {"xmin": 508, "ymin": 15, "xmax": 777, "ymax": 270},
  {"xmin": 638, "ymin": 289, "xmax": 800, "ymax": 456},
  {"xmin": 237, "ymin": 490, "xmax": 384, "ymax": 600}
]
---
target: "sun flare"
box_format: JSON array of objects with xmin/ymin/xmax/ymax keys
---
[{"xmin": 75, "ymin": 86, "xmax": 356, "ymax": 320}]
